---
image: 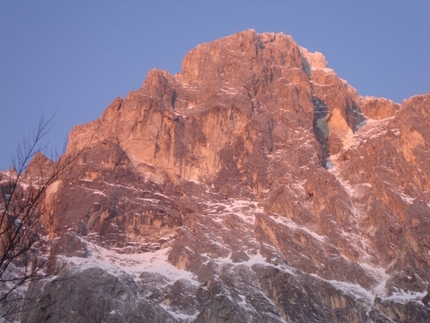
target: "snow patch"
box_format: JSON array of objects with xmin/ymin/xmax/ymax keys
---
[
  {"xmin": 310, "ymin": 66, "xmax": 335, "ymax": 74},
  {"xmin": 358, "ymin": 262, "xmax": 389, "ymax": 296},
  {"xmin": 385, "ymin": 290, "xmax": 427, "ymax": 303},
  {"xmin": 64, "ymin": 241, "xmax": 198, "ymax": 285},
  {"xmin": 159, "ymin": 303, "xmax": 199, "ymax": 322},
  {"xmin": 324, "ymin": 277, "xmax": 375, "ymax": 303},
  {"xmin": 220, "ymin": 87, "xmax": 238, "ymax": 95},
  {"xmin": 77, "ymin": 185, "xmax": 106, "ymax": 196},
  {"xmin": 270, "ymin": 214, "xmax": 326, "ymax": 243}
]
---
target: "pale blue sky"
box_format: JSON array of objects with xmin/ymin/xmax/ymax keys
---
[{"xmin": 1, "ymin": 1, "xmax": 429, "ymax": 169}]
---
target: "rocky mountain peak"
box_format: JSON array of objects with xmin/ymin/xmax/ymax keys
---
[
  {"xmin": 66, "ymin": 30, "xmax": 370, "ymax": 184},
  {"xmin": 24, "ymin": 152, "xmax": 53, "ymax": 178},
  {"xmin": 299, "ymin": 47, "xmax": 328, "ymax": 70},
  {"xmin": 3, "ymin": 31, "xmax": 430, "ymax": 322}
]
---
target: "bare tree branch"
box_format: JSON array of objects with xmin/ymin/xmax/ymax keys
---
[{"xmin": 0, "ymin": 115, "xmax": 82, "ymax": 318}]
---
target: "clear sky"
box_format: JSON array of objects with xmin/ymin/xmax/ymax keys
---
[{"xmin": 1, "ymin": 1, "xmax": 429, "ymax": 169}]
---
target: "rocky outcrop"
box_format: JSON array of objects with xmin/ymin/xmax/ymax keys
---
[
  {"xmin": 360, "ymin": 97, "xmax": 400, "ymax": 120},
  {"xmin": 1, "ymin": 30, "xmax": 429, "ymax": 322},
  {"xmin": 22, "ymin": 267, "xmax": 177, "ymax": 323}
]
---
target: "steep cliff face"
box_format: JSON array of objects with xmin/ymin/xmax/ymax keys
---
[
  {"xmin": 2, "ymin": 30, "xmax": 429, "ymax": 322},
  {"xmin": 64, "ymin": 30, "xmax": 361, "ymax": 182}
]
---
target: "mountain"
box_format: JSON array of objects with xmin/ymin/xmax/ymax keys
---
[{"xmin": 2, "ymin": 30, "xmax": 430, "ymax": 322}]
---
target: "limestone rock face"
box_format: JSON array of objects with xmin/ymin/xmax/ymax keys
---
[
  {"xmin": 22, "ymin": 267, "xmax": 177, "ymax": 323},
  {"xmin": 2, "ymin": 30, "xmax": 429, "ymax": 322},
  {"xmin": 360, "ymin": 97, "xmax": 401, "ymax": 120}
]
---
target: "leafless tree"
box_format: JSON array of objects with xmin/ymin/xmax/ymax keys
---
[{"xmin": 0, "ymin": 115, "xmax": 80, "ymax": 317}]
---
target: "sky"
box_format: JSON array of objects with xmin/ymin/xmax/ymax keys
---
[{"xmin": 0, "ymin": 1, "xmax": 429, "ymax": 170}]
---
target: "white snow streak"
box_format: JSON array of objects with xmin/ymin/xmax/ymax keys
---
[{"xmin": 64, "ymin": 242, "xmax": 198, "ymax": 285}]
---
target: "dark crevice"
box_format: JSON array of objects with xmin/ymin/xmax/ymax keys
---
[
  {"xmin": 312, "ymin": 97, "xmax": 330, "ymax": 168},
  {"xmin": 346, "ymin": 101, "xmax": 366, "ymax": 132},
  {"xmin": 171, "ymin": 90, "xmax": 177, "ymax": 109},
  {"xmin": 301, "ymin": 55, "xmax": 311, "ymax": 78}
]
